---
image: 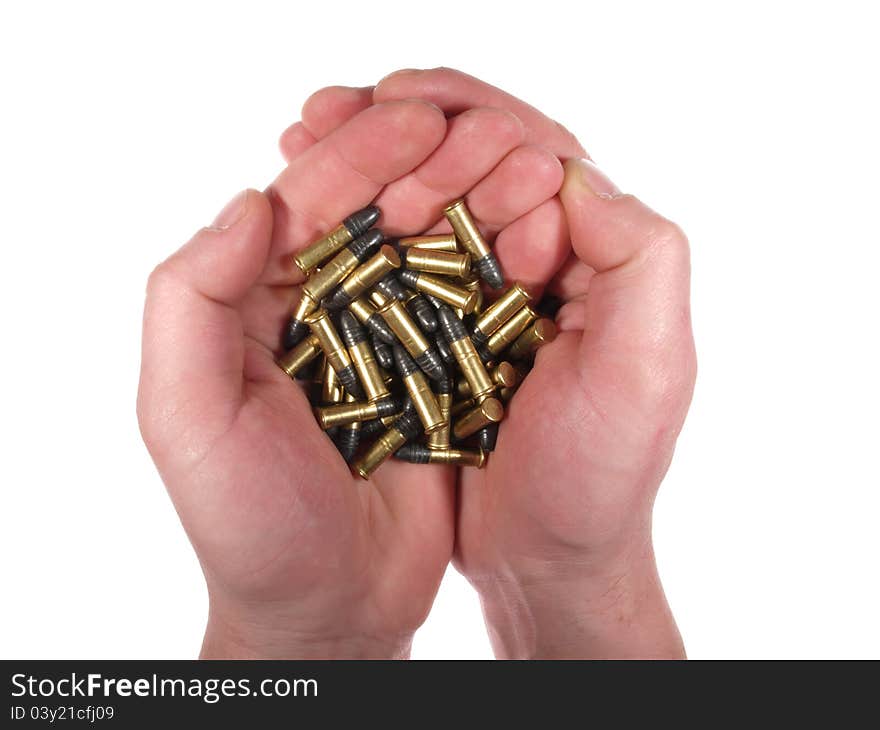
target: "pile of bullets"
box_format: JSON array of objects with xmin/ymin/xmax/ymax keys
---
[{"xmin": 276, "ymin": 199, "xmax": 557, "ymax": 479}]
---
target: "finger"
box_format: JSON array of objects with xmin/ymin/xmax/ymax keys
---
[
  {"xmin": 301, "ymin": 85, "xmax": 374, "ymax": 138},
  {"xmin": 138, "ymin": 190, "xmax": 274, "ymax": 464},
  {"xmin": 559, "ymin": 158, "xmax": 696, "ymax": 414},
  {"xmin": 373, "ymin": 106, "xmax": 525, "ymax": 234},
  {"xmin": 278, "ymin": 122, "xmax": 317, "ymax": 163},
  {"xmin": 265, "ymin": 100, "xmax": 447, "ymax": 285},
  {"xmin": 374, "ymin": 67, "xmax": 586, "ymax": 159},
  {"xmin": 491, "ymin": 197, "xmax": 570, "ymax": 299}
]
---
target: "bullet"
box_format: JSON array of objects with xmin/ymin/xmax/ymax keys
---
[
  {"xmin": 374, "ymin": 272, "xmax": 409, "ymax": 302},
  {"xmin": 326, "ymin": 244, "xmax": 401, "ymax": 310},
  {"xmin": 372, "ymin": 291, "xmax": 447, "ymax": 382},
  {"xmin": 455, "ymin": 361, "xmax": 518, "ymax": 399},
  {"xmin": 339, "ymin": 311, "xmax": 390, "ymax": 403},
  {"xmin": 426, "ymin": 377, "xmax": 453, "ymax": 450},
  {"xmin": 359, "ymin": 417, "xmax": 387, "ymax": 438},
  {"xmin": 397, "ymin": 234, "xmax": 459, "ymax": 253},
  {"xmin": 332, "ymin": 393, "xmax": 362, "ymax": 463},
  {"xmin": 348, "ymin": 296, "xmax": 396, "ymax": 345},
  {"xmin": 444, "ymin": 199, "xmax": 503, "ymax": 289},
  {"xmin": 403, "ymin": 248, "xmax": 472, "ymax": 278},
  {"xmin": 507, "ymin": 318, "xmax": 558, "ymax": 360},
  {"xmin": 437, "ymin": 305, "xmax": 496, "ymax": 401},
  {"xmin": 353, "ymin": 408, "xmax": 423, "ymax": 479},
  {"xmin": 477, "ymin": 423, "xmax": 499, "ymax": 452},
  {"xmin": 302, "ymin": 229, "xmax": 383, "ymax": 305},
  {"xmin": 277, "ymin": 333, "xmax": 322, "ymax": 379},
  {"xmin": 486, "ymin": 305, "xmax": 538, "ymax": 357},
  {"xmin": 293, "ymin": 204, "xmax": 380, "ymax": 274},
  {"xmin": 304, "ymin": 308, "xmax": 365, "ymax": 399},
  {"xmin": 472, "ymin": 283, "xmax": 532, "ymax": 344},
  {"xmin": 392, "ymin": 344, "xmax": 445, "ymax": 434},
  {"xmin": 394, "ymin": 444, "xmax": 486, "ymax": 468},
  {"xmin": 404, "ymin": 290, "xmax": 439, "ymax": 333},
  {"xmin": 434, "ymin": 330, "xmax": 455, "ymax": 365},
  {"xmin": 315, "ymin": 396, "xmax": 402, "ymax": 430},
  {"xmin": 453, "ymin": 397, "xmax": 504, "ymax": 439},
  {"xmin": 371, "ymin": 333, "xmax": 395, "ymax": 370},
  {"xmin": 397, "ymin": 269, "xmax": 479, "ymax": 314}
]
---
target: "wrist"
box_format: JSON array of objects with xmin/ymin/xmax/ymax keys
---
[
  {"xmin": 200, "ymin": 598, "xmax": 413, "ymax": 660},
  {"xmin": 467, "ymin": 535, "xmax": 684, "ymax": 659}
]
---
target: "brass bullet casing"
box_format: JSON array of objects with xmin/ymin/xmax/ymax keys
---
[
  {"xmin": 304, "ymin": 308, "xmax": 364, "ymax": 399},
  {"xmin": 293, "ymin": 205, "xmax": 380, "ymax": 274},
  {"xmin": 302, "ymin": 248, "xmax": 359, "ymax": 303},
  {"xmin": 303, "ymin": 229, "xmax": 384, "ymax": 304},
  {"xmin": 472, "ymin": 283, "xmax": 532, "ymax": 344},
  {"xmin": 320, "ymin": 357, "xmax": 344, "ymax": 405},
  {"xmin": 334, "ymin": 392, "xmax": 362, "ymax": 464},
  {"xmin": 348, "ymin": 296, "xmax": 396, "ymax": 344},
  {"xmin": 444, "ymin": 199, "xmax": 503, "ymax": 289},
  {"xmin": 277, "ymin": 333, "xmax": 321, "ymax": 379},
  {"xmin": 315, "ymin": 397, "xmax": 400, "ymax": 430},
  {"xmin": 444, "ymin": 199, "xmax": 490, "ymax": 259},
  {"xmin": 426, "ymin": 378, "xmax": 453, "ymax": 450},
  {"xmin": 450, "ymin": 337, "xmax": 495, "ymax": 400},
  {"xmin": 398, "ymin": 234, "xmax": 459, "ymax": 253},
  {"xmin": 326, "ymin": 245, "xmax": 401, "ymax": 310},
  {"xmin": 395, "ymin": 444, "xmax": 486, "ymax": 468},
  {"xmin": 436, "ymin": 305, "xmax": 495, "ymax": 401},
  {"xmin": 397, "ymin": 269, "xmax": 478, "ymax": 314},
  {"xmin": 460, "ymin": 275, "xmax": 484, "ymax": 314},
  {"xmin": 338, "ymin": 310, "xmax": 390, "ymax": 403},
  {"xmin": 450, "ymin": 397, "xmax": 475, "ymax": 417},
  {"xmin": 372, "ymin": 291, "xmax": 447, "ymax": 381},
  {"xmin": 507, "ymin": 318, "xmax": 558, "ymax": 360},
  {"xmin": 403, "ymin": 248, "xmax": 472, "ymax": 279},
  {"xmin": 453, "ymin": 397, "xmax": 504, "ymax": 440},
  {"xmin": 393, "ymin": 345, "xmax": 445, "ymax": 434},
  {"xmin": 353, "ymin": 408, "xmax": 423, "ymax": 479},
  {"xmin": 455, "ymin": 361, "xmax": 518, "ymax": 399},
  {"xmin": 486, "ymin": 305, "xmax": 538, "ymax": 356}
]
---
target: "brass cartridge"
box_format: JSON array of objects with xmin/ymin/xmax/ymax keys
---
[
  {"xmin": 486, "ymin": 305, "xmax": 538, "ymax": 356},
  {"xmin": 353, "ymin": 409, "xmax": 423, "ymax": 479},
  {"xmin": 293, "ymin": 205, "xmax": 380, "ymax": 274},
  {"xmin": 472, "ymin": 283, "xmax": 531, "ymax": 343},
  {"xmin": 304, "ymin": 308, "xmax": 364, "ymax": 399},
  {"xmin": 339, "ymin": 311, "xmax": 390, "ymax": 403},
  {"xmin": 397, "ymin": 269, "xmax": 478, "ymax": 313},
  {"xmin": 348, "ymin": 296, "xmax": 396, "ymax": 345},
  {"xmin": 455, "ymin": 361, "xmax": 517, "ymax": 399},
  {"xmin": 372, "ymin": 292, "xmax": 447, "ymax": 381},
  {"xmin": 395, "ymin": 444, "xmax": 486, "ymax": 468},
  {"xmin": 326, "ymin": 245, "xmax": 400, "ymax": 309},
  {"xmin": 452, "ymin": 397, "xmax": 504, "ymax": 440},
  {"xmin": 393, "ymin": 345, "xmax": 445, "ymax": 434},
  {"xmin": 436, "ymin": 306, "xmax": 495, "ymax": 401},
  {"xmin": 315, "ymin": 397, "xmax": 401, "ymax": 430},
  {"xmin": 507, "ymin": 318, "xmax": 558, "ymax": 360},
  {"xmin": 397, "ymin": 234, "xmax": 459, "ymax": 253},
  {"xmin": 277, "ymin": 333, "xmax": 321, "ymax": 379},
  {"xmin": 444, "ymin": 199, "xmax": 503, "ymax": 289},
  {"xmin": 403, "ymin": 248, "xmax": 472, "ymax": 278}
]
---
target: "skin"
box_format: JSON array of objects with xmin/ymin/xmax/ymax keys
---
[{"xmin": 138, "ymin": 68, "xmax": 695, "ymax": 659}]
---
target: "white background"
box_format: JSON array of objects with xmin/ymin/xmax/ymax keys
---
[{"xmin": 1, "ymin": 1, "xmax": 878, "ymax": 659}]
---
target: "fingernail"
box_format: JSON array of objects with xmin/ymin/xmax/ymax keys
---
[
  {"xmin": 567, "ymin": 158, "xmax": 622, "ymax": 199},
  {"xmin": 376, "ymin": 68, "xmax": 421, "ymax": 88},
  {"xmin": 209, "ymin": 190, "xmax": 249, "ymax": 230}
]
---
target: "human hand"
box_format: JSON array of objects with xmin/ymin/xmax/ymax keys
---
[{"xmin": 296, "ymin": 69, "xmax": 695, "ymax": 658}]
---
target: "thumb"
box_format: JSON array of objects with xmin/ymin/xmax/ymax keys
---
[
  {"xmin": 559, "ymin": 159, "xmax": 696, "ymax": 419},
  {"xmin": 138, "ymin": 189, "xmax": 274, "ymax": 465}
]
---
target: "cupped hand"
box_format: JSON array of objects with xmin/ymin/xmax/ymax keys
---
[
  {"xmin": 138, "ymin": 91, "xmax": 565, "ymax": 657},
  {"xmin": 298, "ymin": 69, "xmax": 696, "ymax": 658}
]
